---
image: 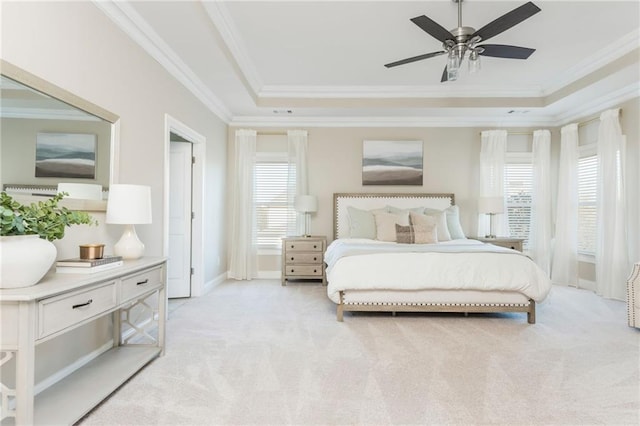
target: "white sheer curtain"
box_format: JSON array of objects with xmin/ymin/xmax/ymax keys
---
[
  {"xmin": 551, "ymin": 123, "xmax": 579, "ymax": 286},
  {"xmin": 287, "ymin": 130, "xmax": 309, "ymax": 236},
  {"xmin": 596, "ymin": 108, "xmax": 629, "ymax": 299},
  {"xmin": 529, "ymin": 130, "xmax": 552, "ymax": 274},
  {"xmin": 229, "ymin": 129, "xmax": 257, "ymax": 280},
  {"xmin": 478, "ymin": 130, "xmax": 508, "ymax": 237}
]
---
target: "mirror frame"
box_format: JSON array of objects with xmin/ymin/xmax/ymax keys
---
[{"xmin": 1, "ymin": 59, "xmax": 120, "ymax": 211}]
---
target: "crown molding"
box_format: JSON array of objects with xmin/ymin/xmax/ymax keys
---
[
  {"xmin": 543, "ymin": 29, "xmax": 640, "ymax": 97},
  {"xmin": 92, "ymin": 0, "xmax": 232, "ymax": 123},
  {"xmin": 229, "ymin": 114, "xmax": 556, "ymax": 129},
  {"xmin": 258, "ymin": 84, "xmax": 544, "ymax": 99},
  {"xmin": 553, "ymin": 82, "xmax": 640, "ymax": 127},
  {"xmin": 200, "ymin": 1, "xmax": 263, "ymax": 95}
]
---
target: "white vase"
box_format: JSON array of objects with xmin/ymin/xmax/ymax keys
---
[{"xmin": 0, "ymin": 235, "xmax": 57, "ymax": 289}]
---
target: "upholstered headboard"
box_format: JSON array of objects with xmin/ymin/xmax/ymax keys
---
[{"xmin": 333, "ymin": 192, "xmax": 455, "ymax": 240}]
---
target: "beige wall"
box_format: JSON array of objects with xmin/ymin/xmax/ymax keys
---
[
  {"xmin": 1, "ymin": 118, "xmax": 112, "ymax": 188},
  {"xmin": 2, "ymin": 1, "xmax": 228, "ymax": 381}
]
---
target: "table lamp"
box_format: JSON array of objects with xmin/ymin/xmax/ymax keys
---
[
  {"xmin": 295, "ymin": 195, "xmax": 317, "ymax": 237},
  {"xmin": 106, "ymin": 184, "xmax": 152, "ymax": 259},
  {"xmin": 478, "ymin": 196, "xmax": 504, "ymax": 239}
]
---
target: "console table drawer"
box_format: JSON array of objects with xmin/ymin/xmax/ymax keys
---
[
  {"xmin": 285, "ymin": 253, "xmax": 322, "ymax": 264},
  {"xmin": 121, "ymin": 266, "xmax": 163, "ymax": 302},
  {"xmin": 38, "ymin": 281, "xmax": 117, "ymax": 339}
]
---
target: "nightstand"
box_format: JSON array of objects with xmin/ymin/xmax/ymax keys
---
[
  {"xmin": 476, "ymin": 237, "xmax": 524, "ymax": 252},
  {"xmin": 282, "ymin": 236, "xmax": 326, "ymax": 286}
]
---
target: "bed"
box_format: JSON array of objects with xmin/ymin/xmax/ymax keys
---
[{"xmin": 325, "ymin": 192, "xmax": 552, "ymax": 323}]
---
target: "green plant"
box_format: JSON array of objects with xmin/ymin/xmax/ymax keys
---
[{"xmin": 0, "ymin": 191, "xmax": 96, "ymax": 241}]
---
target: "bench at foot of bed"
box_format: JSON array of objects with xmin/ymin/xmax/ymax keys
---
[{"xmin": 336, "ymin": 291, "xmax": 536, "ymax": 324}]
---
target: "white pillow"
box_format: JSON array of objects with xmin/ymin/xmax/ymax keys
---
[
  {"xmin": 423, "ymin": 208, "xmax": 451, "ymax": 241},
  {"xmin": 445, "ymin": 205, "xmax": 466, "ymax": 240}
]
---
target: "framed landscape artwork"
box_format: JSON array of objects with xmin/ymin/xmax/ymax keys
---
[
  {"xmin": 362, "ymin": 140, "xmax": 423, "ymax": 185},
  {"xmin": 35, "ymin": 133, "xmax": 97, "ymax": 179}
]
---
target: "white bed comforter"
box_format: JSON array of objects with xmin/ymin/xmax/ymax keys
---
[{"xmin": 325, "ymin": 239, "xmax": 552, "ymax": 304}]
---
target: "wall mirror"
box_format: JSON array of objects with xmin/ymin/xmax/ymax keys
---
[{"xmin": 0, "ymin": 60, "xmax": 119, "ymax": 211}]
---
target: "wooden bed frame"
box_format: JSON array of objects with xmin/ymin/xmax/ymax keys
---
[{"xmin": 331, "ymin": 192, "xmax": 536, "ymax": 323}]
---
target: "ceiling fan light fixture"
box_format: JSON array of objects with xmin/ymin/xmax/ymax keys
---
[{"xmin": 468, "ymin": 50, "xmax": 481, "ymax": 73}]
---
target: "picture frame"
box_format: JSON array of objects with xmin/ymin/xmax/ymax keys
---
[
  {"xmin": 35, "ymin": 133, "xmax": 97, "ymax": 179},
  {"xmin": 362, "ymin": 140, "xmax": 423, "ymax": 185}
]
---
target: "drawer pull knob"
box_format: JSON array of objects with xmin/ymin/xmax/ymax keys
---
[
  {"xmin": 72, "ymin": 299, "xmax": 93, "ymax": 309},
  {"xmin": 313, "ymin": 257, "xmax": 317, "ymax": 261},
  {"xmin": 313, "ymin": 269, "xmax": 317, "ymax": 273},
  {"xmin": 290, "ymin": 257, "xmax": 294, "ymax": 260},
  {"xmin": 313, "ymin": 245, "xmax": 317, "ymax": 248},
  {"xmin": 291, "ymin": 269, "xmax": 295, "ymax": 273},
  {"xmin": 137, "ymin": 278, "xmax": 149, "ymax": 286}
]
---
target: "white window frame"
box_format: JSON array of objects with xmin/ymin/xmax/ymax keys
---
[
  {"xmin": 254, "ymin": 152, "xmax": 294, "ymax": 255},
  {"xmin": 577, "ymin": 143, "xmax": 597, "ymax": 262},
  {"xmin": 504, "ymin": 152, "xmax": 533, "ymax": 250}
]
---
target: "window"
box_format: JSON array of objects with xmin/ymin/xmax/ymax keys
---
[
  {"xmin": 254, "ymin": 155, "xmax": 295, "ymax": 250},
  {"xmin": 504, "ymin": 153, "xmax": 532, "ymax": 249},
  {"xmin": 577, "ymin": 146, "xmax": 597, "ymax": 255}
]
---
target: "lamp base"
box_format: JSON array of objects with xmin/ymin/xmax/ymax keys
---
[{"xmin": 113, "ymin": 224, "xmax": 145, "ymax": 260}]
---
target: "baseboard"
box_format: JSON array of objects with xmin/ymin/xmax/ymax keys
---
[
  {"xmin": 578, "ymin": 278, "xmax": 596, "ymax": 291},
  {"xmin": 257, "ymin": 270, "xmax": 281, "ymax": 279},
  {"xmin": 35, "ymin": 340, "xmax": 113, "ymax": 396},
  {"xmin": 201, "ymin": 272, "xmax": 227, "ymax": 295}
]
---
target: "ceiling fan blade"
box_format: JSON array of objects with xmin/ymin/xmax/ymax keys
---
[
  {"xmin": 384, "ymin": 51, "xmax": 446, "ymax": 68},
  {"xmin": 441, "ymin": 66, "xmax": 448, "ymax": 83},
  {"xmin": 410, "ymin": 15, "xmax": 454, "ymax": 43},
  {"xmin": 479, "ymin": 44, "xmax": 536, "ymax": 59},
  {"xmin": 472, "ymin": 2, "xmax": 541, "ymax": 43}
]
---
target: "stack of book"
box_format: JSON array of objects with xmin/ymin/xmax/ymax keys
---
[{"xmin": 56, "ymin": 255, "xmax": 123, "ymax": 274}]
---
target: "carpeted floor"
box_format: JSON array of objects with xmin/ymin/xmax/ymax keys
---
[{"xmin": 79, "ymin": 280, "xmax": 639, "ymax": 425}]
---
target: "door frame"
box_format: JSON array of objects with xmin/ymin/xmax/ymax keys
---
[{"xmin": 163, "ymin": 114, "xmax": 205, "ymax": 297}]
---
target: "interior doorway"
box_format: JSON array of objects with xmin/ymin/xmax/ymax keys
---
[
  {"xmin": 164, "ymin": 115, "xmax": 205, "ymax": 298},
  {"xmin": 168, "ymin": 136, "xmax": 193, "ymax": 298}
]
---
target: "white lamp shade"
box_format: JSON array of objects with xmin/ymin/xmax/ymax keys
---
[
  {"xmin": 57, "ymin": 183, "xmax": 103, "ymax": 200},
  {"xmin": 295, "ymin": 195, "xmax": 318, "ymax": 213},
  {"xmin": 478, "ymin": 196, "xmax": 505, "ymax": 214},
  {"xmin": 106, "ymin": 184, "xmax": 152, "ymax": 224}
]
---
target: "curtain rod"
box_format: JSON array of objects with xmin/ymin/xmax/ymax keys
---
[
  {"xmin": 257, "ymin": 131, "xmax": 287, "ymax": 136},
  {"xmin": 481, "ymin": 110, "xmax": 622, "ymax": 136}
]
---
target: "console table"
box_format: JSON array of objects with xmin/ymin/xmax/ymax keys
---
[{"xmin": 0, "ymin": 257, "xmax": 167, "ymax": 425}]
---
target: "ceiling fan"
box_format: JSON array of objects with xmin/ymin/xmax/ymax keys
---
[{"xmin": 385, "ymin": 0, "xmax": 541, "ymax": 82}]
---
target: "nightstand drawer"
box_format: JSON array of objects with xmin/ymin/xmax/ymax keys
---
[
  {"xmin": 38, "ymin": 281, "xmax": 117, "ymax": 339},
  {"xmin": 121, "ymin": 266, "xmax": 163, "ymax": 302},
  {"xmin": 284, "ymin": 240, "xmax": 323, "ymax": 252},
  {"xmin": 285, "ymin": 265, "xmax": 323, "ymax": 276},
  {"xmin": 285, "ymin": 253, "xmax": 323, "ymax": 264}
]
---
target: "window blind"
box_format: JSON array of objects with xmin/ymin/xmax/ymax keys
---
[
  {"xmin": 577, "ymin": 154, "xmax": 597, "ymax": 254},
  {"xmin": 504, "ymin": 161, "xmax": 532, "ymax": 248},
  {"xmin": 254, "ymin": 161, "xmax": 295, "ymax": 249}
]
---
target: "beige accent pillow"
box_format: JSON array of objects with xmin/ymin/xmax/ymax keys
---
[
  {"xmin": 409, "ymin": 212, "xmax": 438, "ymax": 241},
  {"xmin": 374, "ymin": 212, "xmax": 406, "ymax": 242},
  {"xmin": 412, "ymin": 223, "xmax": 437, "ymax": 244}
]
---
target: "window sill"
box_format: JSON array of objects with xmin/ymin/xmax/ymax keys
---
[
  {"xmin": 258, "ymin": 249, "xmax": 281, "ymax": 256},
  {"xmin": 578, "ymin": 253, "xmax": 595, "ymax": 264}
]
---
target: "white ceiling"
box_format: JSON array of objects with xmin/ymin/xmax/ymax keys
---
[{"xmin": 74, "ymin": 1, "xmax": 640, "ymax": 126}]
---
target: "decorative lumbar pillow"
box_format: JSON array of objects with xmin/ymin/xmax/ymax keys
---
[
  {"xmin": 445, "ymin": 205, "xmax": 466, "ymax": 240},
  {"xmin": 396, "ymin": 221, "xmax": 437, "ymax": 244},
  {"xmin": 374, "ymin": 212, "xmax": 405, "ymax": 242},
  {"xmin": 347, "ymin": 206, "xmax": 377, "ymax": 239},
  {"xmin": 395, "ymin": 224, "xmax": 414, "ymax": 244},
  {"xmin": 423, "ymin": 208, "xmax": 451, "ymax": 241}
]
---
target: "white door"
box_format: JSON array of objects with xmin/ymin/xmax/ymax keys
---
[{"xmin": 168, "ymin": 141, "xmax": 193, "ymax": 298}]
